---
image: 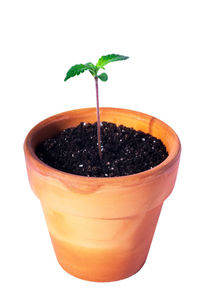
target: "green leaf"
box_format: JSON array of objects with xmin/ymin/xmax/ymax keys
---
[
  {"xmin": 64, "ymin": 64, "xmax": 90, "ymax": 81},
  {"xmin": 96, "ymin": 54, "xmax": 129, "ymax": 69},
  {"xmin": 85, "ymin": 62, "xmax": 98, "ymax": 77},
  {"xmin": 98, "ymin": 73, "xmax": 108, "ymax": 82}
]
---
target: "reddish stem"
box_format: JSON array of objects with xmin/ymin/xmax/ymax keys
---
[{"xmin": 95, "ymin": 76, "xmax": 102, "ymax": 159}]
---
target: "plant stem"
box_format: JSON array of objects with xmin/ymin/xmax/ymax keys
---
[{"xmin": 95, "ymin": 76, "xmax": 102, "ymax": 159}]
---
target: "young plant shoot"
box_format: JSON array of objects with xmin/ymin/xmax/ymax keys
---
[{"xmin": 64, "ymin": 54, "xmax": 129, "ymax": 159}]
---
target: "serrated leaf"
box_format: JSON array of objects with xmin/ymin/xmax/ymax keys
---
[
  {"xmin": 98, "ymin": 73, "xmax": 108, "ymax": 82},
  {"xmin": 96, "ymin": 54, "xmax": 129, "ymax": 69},
  {"xmin": 64, "ymin": 64, "xmax": 90, "ymax": 81}
]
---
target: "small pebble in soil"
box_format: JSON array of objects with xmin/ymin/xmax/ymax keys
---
[{"xmin": 36, "ymin": 122, "xmax": 168, "ymax": 177}]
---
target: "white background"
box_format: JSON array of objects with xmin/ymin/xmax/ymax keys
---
[{"xmin": 0, "ymin": 0, "xmax": 200, "ymax": 299}]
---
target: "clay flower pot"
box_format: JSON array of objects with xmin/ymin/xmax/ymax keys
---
[{"xmin": 24, "ymin": 108, "xmax": 181, "ymax": 282}]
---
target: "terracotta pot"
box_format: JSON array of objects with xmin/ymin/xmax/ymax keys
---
[{"xmin": 24, "ymin": 107, "xmax": 181, "ymax": 282}]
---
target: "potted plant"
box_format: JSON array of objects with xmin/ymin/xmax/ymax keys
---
[{"xmin": 24, "ymin": 54, "xmax": 181, "ymax": 282}]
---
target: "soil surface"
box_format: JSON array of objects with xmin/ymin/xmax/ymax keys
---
[{"xmin": 36, "ymin": 122, "xmax": 168, "ymax": 177}]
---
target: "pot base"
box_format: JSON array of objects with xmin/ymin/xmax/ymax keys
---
[
  {"xmin": 50, "ymin": 234, "xmax": 149, "ymax": 282},
  {"xmin": 46, "ymin": 203, "xmax": 163, "ymax": 282},
  {"xmin": 58, "ymin": 257, "xmax": 146, "ymax": 282}
]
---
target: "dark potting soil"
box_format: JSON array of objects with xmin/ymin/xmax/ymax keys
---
[{"xmin": 36, "ymin": 122, "xmax": 168, "ymax": 177}]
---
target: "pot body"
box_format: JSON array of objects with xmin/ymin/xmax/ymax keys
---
[{"xmin": 24, "ymin": 108, "xmax": 181, "ymax": 282}]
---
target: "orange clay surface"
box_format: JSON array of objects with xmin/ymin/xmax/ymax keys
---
[{"xmin": 24, "ymin": 108, "xmax": 181, "ymax": 282}]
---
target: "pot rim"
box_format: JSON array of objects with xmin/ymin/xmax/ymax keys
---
[{"xmin": 24, "ymin": 107, "xmax": 181, "ymax": 185}]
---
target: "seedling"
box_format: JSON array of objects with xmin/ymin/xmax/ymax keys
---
[{"xmin": 64, "ymin": 54, "xmax": 129, "ymax": 159}]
